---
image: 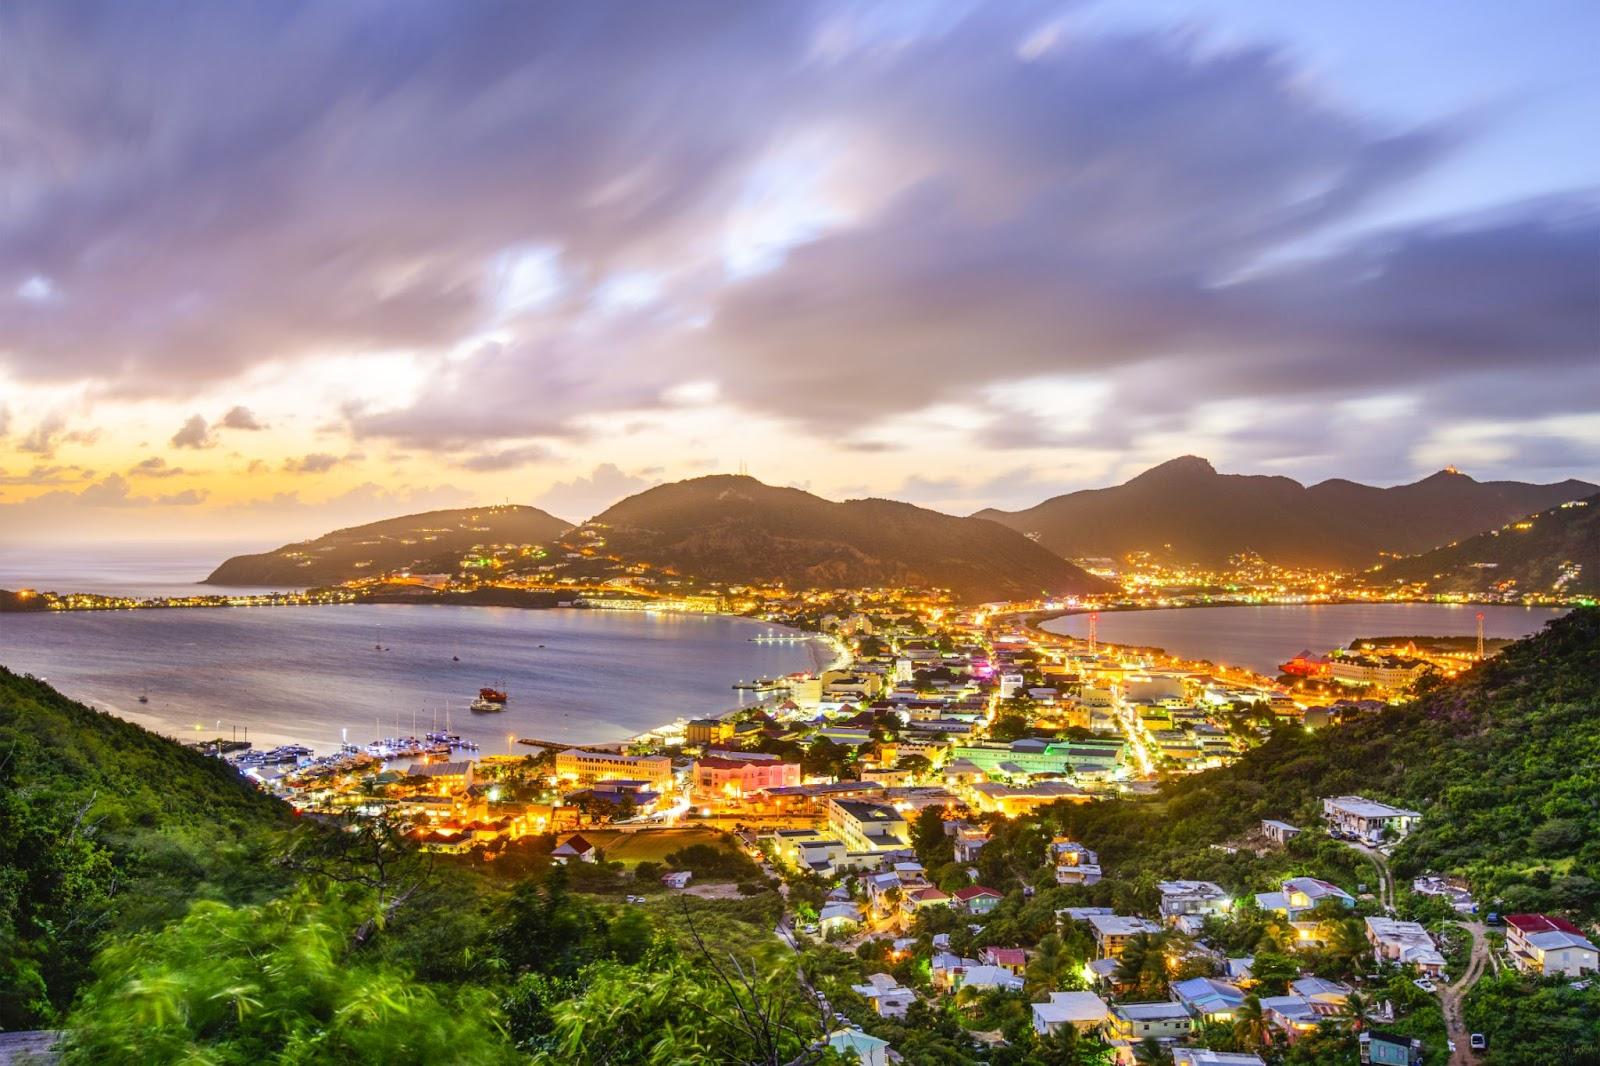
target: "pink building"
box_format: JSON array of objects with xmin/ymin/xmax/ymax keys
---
[{"xmin": 692, "ymin": 755, "xmax": 801, "ymax": 798}]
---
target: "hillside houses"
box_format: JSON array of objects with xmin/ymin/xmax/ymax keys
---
[
  {"xmin": 1365, "ymin": 917, "xmax": 1447, "ymax": 975},
  {"xmin": 1504, "ymin": 913, "xmax": 1600, "ymax": 977}
]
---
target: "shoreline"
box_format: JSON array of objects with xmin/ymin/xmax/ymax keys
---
[
  {"xmin": 1023, "ymin": 600, "xmax": 1569, "ymax": 679},
  {"xmin": 6, "ymin": 604, "xmax": 847, "ymax": 760}
]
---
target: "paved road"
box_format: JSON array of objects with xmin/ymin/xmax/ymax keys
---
[{"xmin": 1442, "ymin": 921, "xmax": 1489, "ymax": 1066}]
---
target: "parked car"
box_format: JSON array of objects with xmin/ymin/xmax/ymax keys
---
[
  {"xmin": 1470, "ymin": 1033, "xmax": 1487, "ymax": 1050},
  {"xmin": 1412, "ymin": 977, "xmax": 1436, "ymax": 993}
]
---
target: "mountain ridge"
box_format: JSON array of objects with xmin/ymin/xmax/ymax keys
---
[
  {"xmin": 579, "ymin": 474, "xmax": 1110, "ymax": 602},
  {"xmin": 977, "ymin": 459, "xmax": 1596, "ymax": 567},
  {"xmin": 205, "ymin": 504, "xmax": 573, "ymax": 586}
]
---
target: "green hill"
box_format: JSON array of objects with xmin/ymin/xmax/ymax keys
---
[
  {"xmin": 1050, "ymin": 606, "xmax": 1600, "ymax": 919},
  {"xmin": 0, "ymin": 666, "xmax": 290, "ymax": 1027},
  {"xmin": 1367, "ymin": 494, "xmax": 1600, "ymax": 598},
  {"xmin": 580, "ymin": 474, "xmax": 1111, "ymax": 603},
  {"xmin": 205, "ymin": 504, "xmax": 572, "ymax": 586}
]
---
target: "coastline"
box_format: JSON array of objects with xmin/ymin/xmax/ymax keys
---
[{"xmin": 3, "ymin": 600, "xmax": 847, "ymax": 760}]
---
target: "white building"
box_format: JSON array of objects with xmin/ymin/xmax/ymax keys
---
[
  {"xmin": 1365, "ymin": 917, "xmax": 1448, "ymax": 975},
  {"xmin": 1031, "ymin": 991, "xmax": 1109, "ymax": 1035},
  {"xmin": 1322, "ymin": 795, "xmax": 1422, "ymax": 843},
  {"xmin": 1505, "ymin": 914, "xmax": 1599, "ymax": 977}
]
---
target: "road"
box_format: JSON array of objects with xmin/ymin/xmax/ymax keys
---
[
  {"xmin": 1442, "ymin": 921, "xmax": 1489, "ymax": 1066},
  {"xmin": 1340, "ymin": 839, "xmax": 1395, "ymax": 910}
]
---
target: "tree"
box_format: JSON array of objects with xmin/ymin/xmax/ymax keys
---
[
  {"xmin": 278, "ymin": 808, "xmax": 434, "ymax": 946},
  {"xmin": 1113, "ymin": 932, "xmax": 1170, "ymax": 997},
  {"xmin": 1232, "ymin": 993, "xmax": 1270, "ymax": 1048},
  {"xmin": 64, "ymin": 889, "xmax": 513, "ymax": 1065},
  {"xmin": 1340, "ymin": 990, "xmax": 1371, "ymax": 1033},
  {"xmin": 912, "ymin": 807, "xmax": 955, "ymax": 869}
]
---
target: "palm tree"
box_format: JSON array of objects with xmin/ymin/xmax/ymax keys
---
[
  {"xmin": 1113, "ymin": 932, "xmax": 1160, "ymax": 983},
  {"xmin": 1340, "ymin": 990, "xmax": 1371, "ymax": 1032},
  {"xmin": 1027, "ymin": 932, "xmax": 1072, "ymax": 994},
  {"xmin": 1327, "ymin": 917, "xmax": 1371, "ymax": 969},
  {"xmin": 1233, "ymin": 993, "xmax": 1270, "ymax": 1047}
]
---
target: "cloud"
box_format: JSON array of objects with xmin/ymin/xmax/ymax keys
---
[
  {"xmin": 169, "ymin": 414, "xmax": 216, "ymax": 449},
  {"xmin": 17, "ymin": 413, "xmax": 67, "ymax": 456},
  {"xmin": 0, "ymin": 2, "xmax": 1592, "ymax": 496},
  {"xmin": 217, "ymin": 405, "xmax": 267, "ymax": 430},
  {"xmin": 533, "ymin": 463, "xmax": 656, "ymax": 522},
  {"xmin": 0, "ymin": 464, "xmax": 81, "ymax": 486},
  {"xmin": 13, "ymin": 474, "xmax": 209, "ymax": 511},
  {"xmin": 283, "ymin": 452, "xmax": 341, "ymax": 474},
  {"xmin": 455, "ymin": 444, "xmax": 554, "ymax": 473},
  {"xmin": 128, "ymin": 456, "xmax": 187, "ymax": 478}
]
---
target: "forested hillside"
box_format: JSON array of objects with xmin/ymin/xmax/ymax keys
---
[
  {"xmin": 0, "ymin": 667, "xmax": 290, "ymax": 1028},
  {"xmin": 1049, "ymin": 607, "xmax": 1600, "ymax": 919}
]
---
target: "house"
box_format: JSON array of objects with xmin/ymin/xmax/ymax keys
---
[
  {"xmin": 1172, "ymin": 1052, "xmax": 1266, "ymax": 1066},
  {"xmin": 951, "ymin": 824, "xmax": 991, "ymax": 862},
  {"xmin": 850, "ymin": 973, "xmax": 916, "ymax": 1018},
  {"xmin": 930, "ymin": 953, "xmax": 981, "ymax": 991},
  {"xmin": 1259, "ymin": 995, "xmax": 1326, "ymax": 1037},
  {"xmin": 550, "ymin": 833, "xmax": 597, "ymax": 864},
  {"xmin": 1256, "ymin": 877, "xmax": 1355, "ymax": 919},
  {"xmin": 1290, "ymin": 977, "xmax": 1351, "ymax": 1007},
  {"xmin": 954, "ymin": 965, "xmax": 1024, "ymax": 993},
  {"xmin": 1087, "ymin": 914, "xmax": 1162, "ymax": 958},
  {"xmin": 953, "ymin": 886, "xmax": 1004, "ymax": 915},
  {"xmin": 827, "ymin": 1028, "xmax": 891, "ymax": 1066},
  {"xmin": 1359, "ymin": 1030, "xmax": 1423, "ymax": 1066},
  {"xmin": 819, "ymin": 901, "xmax": 863, "ymax": 937},
  {"xmin": 1322, "ymin": 795, "xmax": 1422, "ymax": 843},
  {"xmin": 1170, "ymin": 976, "xmax": 1245, "ymax": 1022},
  {"xmin": 982, "ymin": 946, "xmax": 1027, "ymax": 974},
  {"xmin": 660, "ymin": 870, "xmax": 692, "ymax": 889},
  {"xmin": 1049, "ymin": 837, "xmax": 1103, "ymax": 885},
  {"xmin": 1365, "ymin": 917, "xmax": 1448, "ymax": 975},
  {"xmin": 1156, "ymin": 881, "xmax": 1231, "ymax": 923},
  {"xmin": 1504, "ymin": 914, "xmax": 1600, "ymax": 977},
  {"xmin": 1260, "ymin": 819, "xmax": 1301, "ymax": 846},
  {"xmin": 1031, "ymin": 990, "xmax": 1109, "ymax": 1035},
  {"xmin": 1106, "ymin": 1000, "xmax": 1192, "ymax": 1043},
  {"xmin": 901, "ymin": 886, "xmax": 952, "ymax": 917}
]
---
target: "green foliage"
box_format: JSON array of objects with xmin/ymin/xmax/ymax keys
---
[
  {"xmin": 1041, "ymin": 609, "xmax": 1600, "ymax": 921},
  {"xmin": 665, "ymin": 840, "xmax": 763, "ymax": 882},
  {"xmin": 912, "ymin": 806, "xmax": 956, "ymax": 869},
  {"xmin": 0, "ymin": 666, "xmax": 290, "ymax": 1027},
  {"xmin": 1463, "ymin": 969, "xmax": 1600, "ymax": 1065},
  {"xmin": 63, "ymin": 888, "xmax": 514, "ymax": 1065}
]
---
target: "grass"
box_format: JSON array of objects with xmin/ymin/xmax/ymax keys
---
[{"xmin": 576, "ymin": 827, "xmax": 739, "ymax": 867}]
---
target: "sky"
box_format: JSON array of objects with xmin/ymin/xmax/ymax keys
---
[{"xmin": 1, "ymin": 0, "xmax": 1597, "ymax": 545}]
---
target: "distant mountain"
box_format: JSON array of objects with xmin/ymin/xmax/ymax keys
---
[
  {"xmin": 976, "ymin": 457, "xmax": 1596, "ymax": 568},
  {"xmin": 580, "ymin": 475, "xmax": 1110, "ymax": 602},
  {"xmin": 205, "ymin": 505, "xmax": 572, "ymax": 586},
  {"xmin": 1369, "ymin": 495, "xmax": 1600, "ymax": 596}
]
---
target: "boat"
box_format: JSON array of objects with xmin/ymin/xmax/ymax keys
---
[
  {"xmin": 470, "ymin": 686, "xmax": 508, "ymax": 713},
  {"xmin": 136, "ymin": 692, "xmax": 149, "ymax": 704}
]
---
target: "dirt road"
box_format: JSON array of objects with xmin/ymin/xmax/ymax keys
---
[{"xmin": 1442, "ymin": 921, "xmax": 1489, "ymax": 1065}]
